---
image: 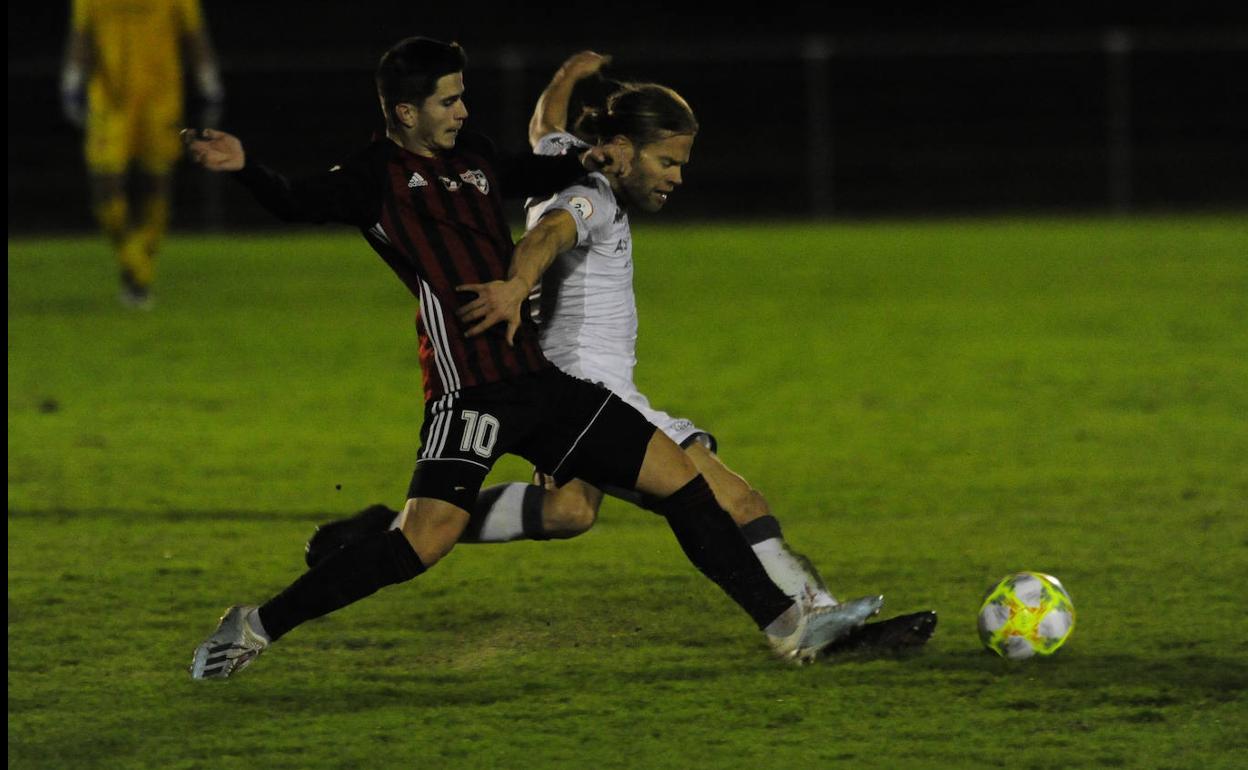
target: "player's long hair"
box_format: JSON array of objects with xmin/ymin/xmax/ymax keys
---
[
  {"xmin": 575, "ymin": 82, "xmax": 698, "ymax": 148},
  {"xmin": 375, "ymin": 37, "xmax": 467, "ymax": 130}
]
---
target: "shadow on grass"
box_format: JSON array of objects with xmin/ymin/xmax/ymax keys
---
[{"xmin": 886, "ymin": 648, "xmax": 1247, "ymax": 700}]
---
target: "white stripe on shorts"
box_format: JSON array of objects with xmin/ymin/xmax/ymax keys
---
[{"xmin": 550, "ymin": 392, "xmax": 614, "ymax": 479}]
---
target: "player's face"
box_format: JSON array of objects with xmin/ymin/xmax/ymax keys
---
[
  {"xmin": 617, "ymin": 133, "xmax": 693, "ymax": 213},
  {"xmin": 411, "ymin": 72, "xmax": 469, "ymax": 155}
]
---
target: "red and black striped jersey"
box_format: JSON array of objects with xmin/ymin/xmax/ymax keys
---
[{"xmin": 233, "ymin": 132, "xmax": 590, "ymax": 401}]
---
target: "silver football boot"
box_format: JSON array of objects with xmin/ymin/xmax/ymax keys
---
[
  {"xmin": 190, "ymin": 605, "xmax": 269, "ymax": 680},
  {"xmin": 769, "ymin": 595, "xmax": 885, "ymax": 664}
]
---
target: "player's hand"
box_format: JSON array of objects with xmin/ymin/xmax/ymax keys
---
[
  {"xmin": 560, "ymin": 51, "xmax": 612, "ymax": 81},
  {"xmin": 181, "ymin": 128, "xmax": 245, "ymax": 172},
  {"xmin": 456, "ymin": 278, "xmax": 530, "ymax": 345},
  {"xmin": 580, "ymin": 143, "xmax": 631, "ymax": 179}
]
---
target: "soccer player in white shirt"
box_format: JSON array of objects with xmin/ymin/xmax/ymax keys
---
[{"xmin": 469, "ymin": 54, "xmax": 840, "ymax": 612}]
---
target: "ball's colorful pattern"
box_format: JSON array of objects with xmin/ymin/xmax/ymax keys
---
[{"xmin": 978, "ymin": 572, "xmax": 1075, "ymax": 659}]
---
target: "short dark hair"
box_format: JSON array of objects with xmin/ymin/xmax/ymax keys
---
[
  {"xmin": 376, "ymin": 37, "xmax": 467, "ymax": 128},
  {"xmin": 574, "ymin": 82, "xmax": 698, "ymax": 148}
]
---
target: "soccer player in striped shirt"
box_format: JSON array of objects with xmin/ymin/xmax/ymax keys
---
[{"xmin": 185, "ymin": 37, "xmax": 882, "ymax": 680}]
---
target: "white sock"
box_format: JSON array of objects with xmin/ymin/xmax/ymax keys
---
[
  {"xmin": 474, "ymin": 482, "xmax": 529, "ymax": 542},
  {"xmin": 752, "ymin": 538, "xmax": 838, "ymax": 609}
]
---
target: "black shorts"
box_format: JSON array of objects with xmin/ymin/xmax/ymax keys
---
[{"xmin": 406, "ymin": 368, "xmax": 657, "ymax": 511}]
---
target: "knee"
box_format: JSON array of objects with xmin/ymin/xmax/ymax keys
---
[
  {"xmin": 399, "ymin": 500, "xmax": 465, "ymax": 566},
  {"xmin": 542, "ymin": 491, "xmax": 597, "ymax": 539}
]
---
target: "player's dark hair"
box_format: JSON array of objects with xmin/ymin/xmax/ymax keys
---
[
  {"xmin": 574, "ymin": 82, "xmax": 698, "ymax": 148},
  {"xmin": 376, "ymin": 37, "xmax": 467, "ymax": 129},
  {"xmin": 567, "ymin": 73, "xmax": 624, "ymax": 141}
]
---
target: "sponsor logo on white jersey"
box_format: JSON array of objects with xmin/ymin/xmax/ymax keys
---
[
  {"xmin": 569, "ymin": 196, "xmax": 594, "ymax": 220},
  {"xmin": 408, "ymin": 172, "xmax": 428, "ymax": 188}
]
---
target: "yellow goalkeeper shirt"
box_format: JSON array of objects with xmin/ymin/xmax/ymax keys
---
[{"xmin": 74, "ymin": 0, "xmax": 203, "ymax": 109}]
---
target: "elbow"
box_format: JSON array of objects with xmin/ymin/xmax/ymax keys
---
[
  {"xmin": 529, "ymin": 119, "xmax": 562, "ymax": 147},
  {"xmin": 528, "ymin": 124, "xmax": 551, "ymax": 149}
]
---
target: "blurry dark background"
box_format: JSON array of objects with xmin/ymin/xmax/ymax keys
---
[{"xmin": 8, "ymin": 3, "xmax": 1248, "ymax": 231}]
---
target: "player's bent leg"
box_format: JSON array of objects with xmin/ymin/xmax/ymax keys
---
[
  {"xmin": 630, "ymin": 432, "xmax": 795, "ymax": 629},
  {"xmin": 398, "ymin": 497, "xmax": 469, "ymax": 566},
  {"xmin": 685, "ymin": 442, "xmax": 839, "ymax": 611},
  {"xmin": 303, "ymin": 476, "xmax": 600, "ymax": 562},
  {"xmin": 457, "ymin": 481, "xmax": 596, "ymax": 543},
  {"xmin": 684, "ymin": 442, "xmax": 769, "ymax": 527},
  {"xmin": 632, "ymin": 436, "xmax": 788, "ymax": 625},
  {"xmin": 633, "ymin": 430, "xmax": 700, "ymax": 499},
  {"xmin": 546, "ymin": 377, "xmax": 875, "ymax": 658},
  {"xmin": 645, "ymin": 467, "xmax": 881, "ymax": 660},
  {"xmin": 192, "ymin": 501, "xmax": 443, "ymax": 679},
  {"xmin": 541, "ymin": 479, "xmax": 603, "ymax": 538}
]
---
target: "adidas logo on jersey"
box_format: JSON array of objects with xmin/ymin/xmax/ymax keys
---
[{"xmin": 408, "ymin": 172, "xmax": 428, "ymax": 188}]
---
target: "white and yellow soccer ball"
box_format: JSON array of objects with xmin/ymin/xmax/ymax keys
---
[{"xmin": 978, "ymin": 572, "xmax": 1075, "ymax": 659}]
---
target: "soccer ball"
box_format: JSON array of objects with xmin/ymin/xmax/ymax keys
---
[{"xmin": 978, "ymin": 572, "xmax": 1075, "ymax": 659}]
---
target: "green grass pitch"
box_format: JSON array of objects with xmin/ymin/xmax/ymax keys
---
[{"xmin": 8, "ymin": 216, "xmax": 1248, "ymax": 768}]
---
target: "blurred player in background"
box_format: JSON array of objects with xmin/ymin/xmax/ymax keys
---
[{"xmin": 60, "ymin": 0, "xmax": 223, "ymax": 308}]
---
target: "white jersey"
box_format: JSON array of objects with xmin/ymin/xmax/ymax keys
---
[
  {"xmin": 527, "ymin": 132, "xmax": 638, "ymax": 392},
  {"xmin": 526, "ymin": 132, "xmax": 708, "ymax": 447}
]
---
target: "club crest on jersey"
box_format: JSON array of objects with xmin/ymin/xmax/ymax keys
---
[
  {"xmin": 408, "ymin": 172, "xmax": 428, "ymax": 188},
  {"xmin": 438, "ymin": 176, "xmax": 462, "ymax": 192},
  {"xmin": 459, "ymin": 169, "xmax": 489, "ymax": 195},
  {"xmin": 568, "ymin": 196, "xmax": 594, "ymax": 220}
]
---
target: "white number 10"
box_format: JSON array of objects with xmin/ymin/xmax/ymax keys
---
[{"xmin": 459, "ymin": 410, "xmax": 500, "ymax": 458}]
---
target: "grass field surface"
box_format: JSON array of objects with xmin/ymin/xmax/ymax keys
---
[{"xmin": 9, "ymin": 217, "xmax": 1248, "ymax": 768}]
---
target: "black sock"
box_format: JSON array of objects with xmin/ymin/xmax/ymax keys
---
[
  {"xmin": 739, "ymin": 514, "xmax": 783, "ymax": 545},
  {"xmin": 654, "ymin": 476, "xmax": 794, "ymax": 629},
  {"xmin": 259, "ymin": 529, "xmax": 425, "ymax": 641},
  {"xmin": 520, "ymin": 484, "xmax": 548, "ymax": 540}
]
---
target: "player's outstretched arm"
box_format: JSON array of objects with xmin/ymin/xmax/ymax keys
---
[
  {"xmin": 528, "ymin": 51, "xmax": 611, "ymax": 148},
  {"xmin": 182, "ymin": 128, "xmax": 245, "ymax": 172},
  {"xmin": 457, "ymin": 210, "xmax": 578, "ymax": 345}
]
